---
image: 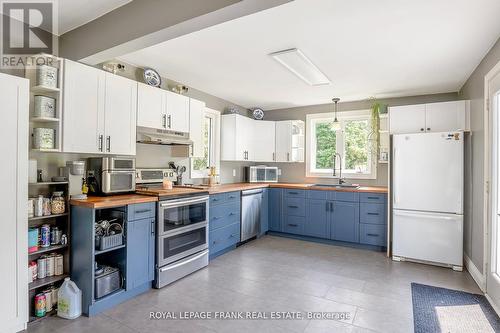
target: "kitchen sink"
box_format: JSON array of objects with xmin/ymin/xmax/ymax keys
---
[{"xmin": 314, "ymin": 184, "xmax": 360, "ymax": 189}]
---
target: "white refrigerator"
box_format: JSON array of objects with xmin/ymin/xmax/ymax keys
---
[{"xmin": 392, "ymin": 131, "xmax": 464, "ymax": 270}]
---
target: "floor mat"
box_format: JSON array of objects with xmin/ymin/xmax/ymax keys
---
[{"xmin": 412, "ymin": 283, "xmax": 500, "ymax": 333}]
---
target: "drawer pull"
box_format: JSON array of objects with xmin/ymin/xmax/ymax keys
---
[
  {"xmin": 367, "ymin": 213, "xmax": 379, "ymax": 216},
  {"xmin": 229, "ymin": 212, "xmax": 235, "ymax": 216},
  {"xmin": 289, "ymin": 192, "xmax": 299, "ymax": 195},
  {"xmin": 367, "ymin": 233, "xmax": 380, "ymax": 237},
  {"xmin": 228, "ymin": 196, "xmax": 236, "ymax": 199},
  {"xmin": 288, "ymin": 205, "xmax": 299, "ymax": 208},
  {"xmin": 367, "ymin": 197, "xmax": 380, "ymax": 200},
  {"xmin": 288, "ymin": 223, "xmax": 298, "ymax": 227},
  {"xmin": 212, "ymin": 198, "xmax": 219, "ymax": 201},
  {"xmin": 135, "ymin": 209, "xmax": 151, "ymax": 214},
  {"xmin": 212, "ymin": 216, "xmax": 220, "ymax": 220}
]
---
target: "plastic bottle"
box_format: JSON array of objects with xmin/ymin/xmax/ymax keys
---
[{"xmin": 57, "ymin": 277, "xmax": 82, "ymax": 319}]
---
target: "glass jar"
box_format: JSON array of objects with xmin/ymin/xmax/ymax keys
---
[
  {"xmin": 42, "ymin": 198, "xmax": 51, "ymax": 216},
  {"xmin": 51, "ymin": 191, "xmax": 65, "ymax": 214}
]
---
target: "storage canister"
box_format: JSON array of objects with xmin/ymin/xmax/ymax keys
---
[
  {"xmin": 36, "ymin": 65, "xmax": 58, "ymax": 88},
  {"xmin": 42, "ymin": 198, "xmax": 51, "ymax": 216},
  {"xmin": 29, "ymin": 261, "xmax": 38, "ymax": 281},
  {"xmin": 34, "ymin": 95, "xmax": 56, "ymax": 118},
  {"xmin": 28, "ymin": 198, "xmax": 34, "ymax": 218},
  {"xmin": 46, "ymin": 254, "xmax": 55, "ymax": 277},
  {"xmin": 37, "ymin": 256, "xmax": 47, "ymax": 279},
  {"xmin": 33, "ymin": 128, "xmax": 55, "ymax": 149},
  {"xmin": 51, "ymin": 192, "xmax": 65, "ymax": 214},
  {"xmin": 34, "ymin": 195, "xmax": 44, "ymax": 217},
  {"xmin": 44, "ymin": 289, "xmax": 53, "ymax": 312},
  {"xmin": 51, "ymin": 287, "xmax": 58, "ymax": 307},
  {"xmin": 51, "ymin": 226, "xmax": 62, "ymax": 245}
]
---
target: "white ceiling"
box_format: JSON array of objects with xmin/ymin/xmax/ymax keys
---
[
  {"xmin": 119, "ymin": 0, "xmax": 500, "ymax": 110},
  {"xmin": 58, "ymin": 0, "xmax": 132, "ymax": 35}
]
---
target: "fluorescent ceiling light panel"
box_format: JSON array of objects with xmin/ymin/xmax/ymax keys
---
[{"xmin": 270, "ymin": 48, "xmax": 330, "ymax": 86}]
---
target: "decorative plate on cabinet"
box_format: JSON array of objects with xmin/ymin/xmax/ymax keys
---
[{"xmin": 143, "ymin": 68, "xmax": 161, "ymax": 87}]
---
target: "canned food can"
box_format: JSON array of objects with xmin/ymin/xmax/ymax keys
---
[
  {"xmin": 44, "ymin": 290, "xmax": 52, "ymax": 312},
  {"xmin": 46, "ymin": 255, "xmax": 55, "ymax": 277},
  {"xmin": 37, "ymin": 256, "xmax": 47, "ymax": 279},
  {"xmin": 40, "ymin": 224, "xmax": 50, "ymax": 247},
  {"xmin": 34, "ymin": 293, "xmax": 46, "ymax": 317},
  {"xmin": 34, "ymin": 95, "xmax": 56, "ymax": 118},
  {"xmin": 29, "ymin": 261, "xmax": 37, "ymax": 282},
  {"xmin": 36, "ymin": 65, "xmax": 58, "ymax": 88},
  {"xmin": 54, "ymin": 254, "xmax": 63, "ymax": 276},
  {"xmin": 50, "ymin": 227, "xmax": 62, "ymax": 245},
  {"xmin": 51, "ymin": 287, "xmax": 58, "ymax": 307}
]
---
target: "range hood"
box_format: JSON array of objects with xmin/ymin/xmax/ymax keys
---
[{"xmin": 137, "ymin": 127, "xmax": 193, "ymax": 146}]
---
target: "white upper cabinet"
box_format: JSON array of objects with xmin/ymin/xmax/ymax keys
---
[
  {"xmin": 165, "ymin": 90, "xmax": 190, "ymax": 133},
  {"xmin": 425, "ymin": 101, "xmax": 469, "ymax": 133},
  {"xmin": 137, "ymin": 83, "xmax": 165, "ymax": 130},
  {"xmin": 389, "ymin": 101, "xmax": 470, "ymax": 134},
  {"xmin": 275, "ymin": 120, "xmax": 305, "ymax": 162},
  {"xmin": 221, "ymin": 114, "xmax": 254, "ymax": 161},
  {"xmin": 63, "ymin": 59, "xmax": 105, "ymax": 154},
  {"xmin": 103, "ymin": 73, "xmax": 137, "ymax": 155},
  {"xmin": 389, "ymin": 104, "xmax": 426, "ymax": 134},
  {"xmin": 253, "ymin": 120, "xmax": 276, "ymax": 162},
  {"xmin": 189, "ymin": 98, "xmax": 206, "ymax": 158},
  {"xmin": 63, "ymin": 59, "xmax": 137, "ymax": 155}
]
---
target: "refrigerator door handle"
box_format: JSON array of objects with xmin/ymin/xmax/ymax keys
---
[
  {"xmin": 393, "ymin": 147, "xmax": 398, "ymax": 204},
  {"xmin": 394, "ymin": 210, "xmax": 459, "ymax": 220}
]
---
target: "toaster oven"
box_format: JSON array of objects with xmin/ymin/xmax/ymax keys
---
[{"xmin": 244, "ymin": 166, "xmax": 279, "ymax": 183}]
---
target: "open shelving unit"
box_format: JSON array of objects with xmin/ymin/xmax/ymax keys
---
[
  {"xmin": 25, "ymin": 54, "xmax": 64, "ymax": 152},
  {"xmin": 27, "ymin": 181, "xmax": 71, "ymax": 325}
]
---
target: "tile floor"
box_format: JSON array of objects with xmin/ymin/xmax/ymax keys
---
[{"xmin": 26, "ymin": 235, "xmax": 481, "ymax": 333}]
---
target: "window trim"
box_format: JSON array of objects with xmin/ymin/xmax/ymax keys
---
[
  {"xmin": 190, "ymin": 108, "xmax": 221, "ymax": 179},
  {"xmin": 306, "ymin": 110, "xmax": 377, "ymax": 179}
]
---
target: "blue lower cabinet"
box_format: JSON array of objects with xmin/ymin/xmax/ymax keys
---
[
  {"xmin": 268, "ymin": 188, "xmax": 283, "ymax": 231},
  {"xmin": 209, "ymin": 203, "xmax": 240, "ymax": 231},
  {"xmin": 305, "ymin": 199, "xmax": 329, "ymax": 238},
  {"xmin": 126, "ymin": 217, "xmax": 155, "ymax": 290},
  {"xmin": 359, "ymin": 223, "xmax": 386, "ymax": 246},
  {"xmin": 331, "ymin": 201, "xmax": 359, "ymax": 243},
  {"xmin": 209, "ymin": 222, "xmax": 240, "ymax": 254},
  {"xmin": 283, "ymin": 216, "xmax": 305, "ymax": 235},
  {"xmin": 261, "ymin": 189, "xmax": 269, "ymax": 235}
]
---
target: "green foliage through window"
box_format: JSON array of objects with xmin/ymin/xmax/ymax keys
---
[
  {"xmin": 193, "ymin": 117, "xmax": 212, "ymax": 171},
  {"xmin": 315, "ymin": 122, "xmax": 336, "ymax": 169},
  {"xmin": 344, "ymin": 120, "xmax": 369, "ymax": 172}
]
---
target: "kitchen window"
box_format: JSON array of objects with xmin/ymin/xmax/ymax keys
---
[
  {"xmin": 306, "ymin": 110, "xmax": 377, "ymax": 179},
  {"xmin": 191, "ymin": 108, "xmax": 220, "ymax": 178}
]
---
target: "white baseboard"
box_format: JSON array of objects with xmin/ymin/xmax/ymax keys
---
[
  {"xmin": 464, "ymin": 252, "xmax": 486, "ymax": 292},
  {"xmin": 485, "ymin": 294, "xmax": 500, "ymax": 317}
]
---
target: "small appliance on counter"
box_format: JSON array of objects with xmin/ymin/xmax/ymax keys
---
[
  {"xmin": 244, "ymin": 166, "xmax": 278, "ymax": 183},
  {"xmin": 62, "ymin": 161, "xmax": 86, "ymax": 199},
  {"xmin": 87, "ymin": 157, "xmax": 136, "ymax": 195}
]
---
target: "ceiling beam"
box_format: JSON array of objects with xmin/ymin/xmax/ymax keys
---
[{"xmin": 60, "ymin": 0, "xmax": 293, "ymax": 65}]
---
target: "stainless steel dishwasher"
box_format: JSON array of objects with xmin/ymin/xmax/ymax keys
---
[{"xmin": 241, "ymin": 189, "xmax": 263, "ymax": 242}]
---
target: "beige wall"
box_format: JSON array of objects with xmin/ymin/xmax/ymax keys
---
[
  {"xmin": 263, "ymin": 92, "xmax": 459, "ymax": 186},
  {"xmin": 459, "ymin": 37, "xmax": 500, "ymax": 272}
]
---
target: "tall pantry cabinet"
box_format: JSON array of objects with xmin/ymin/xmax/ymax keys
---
[{"xmin": 0, "ymin": 73, "xmax": 29, "ymax": 332}]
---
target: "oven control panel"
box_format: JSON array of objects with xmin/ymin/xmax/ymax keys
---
[{"xmin": 136, "ymin": 168, "xmax": 177, "ymax": 184}]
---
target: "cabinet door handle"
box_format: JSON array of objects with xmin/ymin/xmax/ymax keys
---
[
  {"xmin": 427, "ymin": 128, "xmax": 431, "ymax": 131},
  {"xmin": 98, "ymin": 134, "xmax": 103, "ymax": 152},
  {"xmin": 326, "ymin": 201, "xmax": 329, "ymax": 211},
  {"xmin": 272, "ymin": 152, "xmax": 275, "ymax": 161},
  {"xmin": 162, "ymin": 114, "xmax": 167, "ymax": 128},
  {"xmin": 367, "ymin": 213, "xmax": 379, "ymax": 216},
  {"xmin": 229, "ymin": 212, "xmax": 235, "ymax": 216},
  {"xmin": 330, "ymin": 202, "xmax": 334, "ymax": 211},
  {"xmin": 287, "ymin": 152, "xmax": 290, "ymax": 161},
  {"xmin": 151, "ymin": 220, "xmax": 155, "ymax": 235},
  {"xmin": 289, "ymin": 191, "xmax": 299, "ymax": 195},
  {"xmin": 288, "ymin": 205, "xmax": 299, "ymax": 208},
  {"xmin": 167, "ymin": 115, "xmax": 172, "ymax": 128},
  {"xmin": 420, "ymin": 128, "xmax": 424, "ymax": 132},
  {"xmin": 106, "ymin": 136, "xmax": 111, "ymax": 152},
  {"xmin": 367, "ymin": 197, "xmax": 380, "ymax": 200},
  {"xmin": 288, "ymin": 223, "xmax": 298, "ymax": 227},
  {"xmin": 135, "ymin": 209, "xmax": 152, "ymax": 214},
  {"xmin": 367, "ymin": 233, "xmax": 379, "ymax": 237}
]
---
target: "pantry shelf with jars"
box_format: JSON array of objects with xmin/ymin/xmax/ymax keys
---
[{"xmin": 27, "ymin": 181, "xmax": 71, "ymax": 323}]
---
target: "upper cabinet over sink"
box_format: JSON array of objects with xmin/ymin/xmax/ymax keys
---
[
  {"xmin": 137, "ymin": 82, "xmax": 190, "ymax": 133},
  {"xmin": 389, "ymin": 100, "xmax": 470, "ymax": 134},
  {"xmin": 63, "ymin": 59, "xmax": 137, "ymax": 155}
]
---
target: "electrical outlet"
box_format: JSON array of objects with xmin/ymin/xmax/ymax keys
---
[
  {"xmin": 232, "ymin": 169, "xmax": 236, "ymax": 177},
  {"xmin": 278, "ymin": 169, "xmax": 282, "ymax": 176}
]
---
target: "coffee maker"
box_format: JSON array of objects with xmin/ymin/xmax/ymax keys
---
[{"xmin": 62, "ymin": 161, "xmax": 86, "ymax": 199}]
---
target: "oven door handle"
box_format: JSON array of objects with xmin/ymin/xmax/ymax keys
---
[
  {"xmin": 158, "ymin": 221, "xmax": 208, "ymax": 237},
  {"xmin": 159, "ymin": 250, "xmax": 209, "ymax": 272},
  {"xmin": 160, "ymin": 196, "xmax": 209, "ymax": 208}
]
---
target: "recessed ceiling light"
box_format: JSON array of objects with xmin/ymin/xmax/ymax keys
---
[{"xmin": 269, "ymin": 48, "xmax": 331, "ymax": 86}]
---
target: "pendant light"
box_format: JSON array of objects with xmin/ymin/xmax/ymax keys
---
[{"xmin": 331, "ymin": 98, "xmax": 341, "ymax": 131}]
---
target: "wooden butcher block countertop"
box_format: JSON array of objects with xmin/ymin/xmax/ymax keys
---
[
  {"xmin": 70, "ymin": 194, "xmax": 158, "ymax": 209},
  {"xmin": 205, "ymin": 183, "xmax": 388, "ymax": 194}
]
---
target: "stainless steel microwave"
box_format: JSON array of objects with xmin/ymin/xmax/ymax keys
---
[
  {"xmin": 244, "ymin": 166, "xmax": 278, "ymax": 183},
  {"xmin": 87, "ymin": 157, "xmax": 136, "ymax": 195}
]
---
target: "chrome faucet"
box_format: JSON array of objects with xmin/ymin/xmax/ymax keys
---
[{"xmin": 332, "ymin": 153, "xmax": 346, "ymax": 185}]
